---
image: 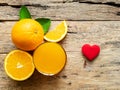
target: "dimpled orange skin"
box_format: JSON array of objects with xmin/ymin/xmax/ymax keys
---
[{"xmin": 11, "ymin": 19, "xmax": 44, "ymax": 51}]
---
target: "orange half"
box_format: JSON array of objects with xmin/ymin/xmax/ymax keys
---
[
  {"xmin": 33, "ymin": 42, "xmax": 67, "ymax": 75},
  {"xmin": 4, "ymin": 50, "xmax": 35, "ymax": 81}
]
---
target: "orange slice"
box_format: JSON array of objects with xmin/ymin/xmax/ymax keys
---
[
  {"xmin": 44, "ymin": 21, "xmax": 67, "ymax": 42},
  {"xmin": 33, "ymin": 42, "xmax": 67, "ymax": 75},
  {"xmin": 4, "ymin": 50, "xmax": 35, "ymax": 81}
]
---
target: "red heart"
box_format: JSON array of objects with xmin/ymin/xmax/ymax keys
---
[{"xmin": 82, "ymin": 44, "xmax": 100, "ymax": 61}]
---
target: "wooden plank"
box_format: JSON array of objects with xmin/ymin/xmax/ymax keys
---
[
  {"xmin": 0, "ymin": 21, "xmax": 120, "ymax": 89},
  {"xmin": 79, "ymin": 0, "xmax": 120, "ymax": 4},
  {"xmin": 0, "ymin": 21, "xmax": 120, "ymax": 53},
  {"xmin": 0, "ymin": 49, "xmax": 120, "ymax": 89},
  {"xmin": 0, "ymin": 3, "xmax": 119, "ymax": 20},
  {"xmin": 0, "ymin": 0, "xmax": 120, "ymax": 5}
]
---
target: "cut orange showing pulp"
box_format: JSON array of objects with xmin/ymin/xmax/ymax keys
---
[
  {"xmin": 33, "ymin": 42, "xmax": 67, "ymax": 75},
  {"xmin": 44, "ymin": 21, "xmax": 67, "ymax": 42},
  {"xmin": 4, "ymin": 50, "xmax": 35, "ymax": 81}
]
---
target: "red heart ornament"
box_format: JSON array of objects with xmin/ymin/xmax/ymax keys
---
[{"xmin": 82, "ymin": 44, "xmax": 100, "ymax": 61}]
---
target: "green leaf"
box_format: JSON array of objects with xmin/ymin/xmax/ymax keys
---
[
  {"xmin": 19, "ymin": 5, "xmax": 32, "ymax": 20},
  {"xmin": 35, "ymin": 18, "xmax": 51, "ymax": 34}
]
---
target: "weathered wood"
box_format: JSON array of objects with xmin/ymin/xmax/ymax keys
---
[
  {"xmin": 0, "ymin": 49, "xmax": 120, "ymax": 89},
  {"xmin": 0, "ymin": 21, "xmax": 120, "ymax": 89},
  {"xmin": 0, "ymin": 2, "xmax": 119, "ymax": 20},
  {"xmin": 0, "ymin": 0, "xmax": 120, "ymax": 89},
  {"xmin": 0, "ymin": 21, "xmax": 120, "ymax": 53},
  {"xmin": 80, "ymin": 0, "xmax": 120, "ymax": 4},
  {"xmin": 0, "ymin": 0, "xmax": 120, "ymax": 5}
]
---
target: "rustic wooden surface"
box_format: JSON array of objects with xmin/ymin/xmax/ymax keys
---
[
  {"xmin": 0, "ymin": 0, "xmax": 120, "ymax": 20},
  {"xmin": 0, "ymin": 0, "xmax": 120, "ymax": 90}
]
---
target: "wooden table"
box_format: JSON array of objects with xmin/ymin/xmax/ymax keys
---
[{"xmin": 0, "ymin": 0, "xmax": 120, "ymax": 90}]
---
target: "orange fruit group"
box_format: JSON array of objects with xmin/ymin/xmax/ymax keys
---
[
  {"xmin": 11, "ymin": 19, "xmax": 44, "ymax": 51},
  {"xmin": 33, "ymin": 42, "xmax": 67, "ymax": 75},
  {"xmin": 4, "ymin": 20, "xmax": 67, "ymax": 81},
  {"xmin": 4, "ymin": 50, "xmax": 35, "ymax": 81},
  {"xmin": 44, "ymin": 21, "xmax": 67, "ymax": 42}
]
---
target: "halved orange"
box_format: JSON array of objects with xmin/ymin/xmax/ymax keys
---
[
  {"xmin": 33, "ymin": 42, "xmax": 67, "ymax": 76},
  {"xmin": 4, "ymin": 50, "xmax": 35, "ymax": 81},
  {"xmin": 44, "ymin": 21, "xmax": 67, "ymax": 42}
]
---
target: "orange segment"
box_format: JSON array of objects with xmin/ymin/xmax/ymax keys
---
[
  {"xmin": 4, "ymin": 50, "xmax": 35, "ymax": 81},
  {"xmin": 33, "ymin": 42, "xmax": 67, "ymax": 75},
  {"xmin": 44, "ymin": 21, "xmax": 67, "ymax": 42}
]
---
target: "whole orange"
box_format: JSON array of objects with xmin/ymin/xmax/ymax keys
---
[{"xmin": 11, "ymin": 19, "xmax": 44, "ymax": 51}]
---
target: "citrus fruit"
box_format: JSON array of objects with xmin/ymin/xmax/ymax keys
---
[
  {"xmin": 11, "ymin": 19, "xmax": 44, "ymax": 51},
  {"xmin": 44, "ymin": 21, "xmax": 67, "ymax": 42},
  {"xmin": 4, "ymin": 50, "xmax": 35, "ymax": 81},
  {"xmin": 33, "ymin": 42, "xmax": 67, "ymax": 75}
]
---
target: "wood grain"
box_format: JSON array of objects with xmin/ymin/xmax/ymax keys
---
[
  {"xmin": 0, "ymin": 0, "xmax": 120, "ymax": 89},
  {"xmin": 0, "ymin": 21, "xmax": 120, "ymax": 53},
  {"xmin": 0, "ymin": 0, "xmax": 120, "ymax": 5},
  {"xmin": 79, "ymin": 0, "xmax": 120, "ymax": 4},
  {"xmin": 0, "ymin": 1, "xmax": 120, "ymax": 20},
  {"xmin": 0, "ymin": 21, "xmax": 120, "ymax": 90},
  {"xmin": 0, "ymin": 49, "xmax": 120, "ymax": 90}
]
